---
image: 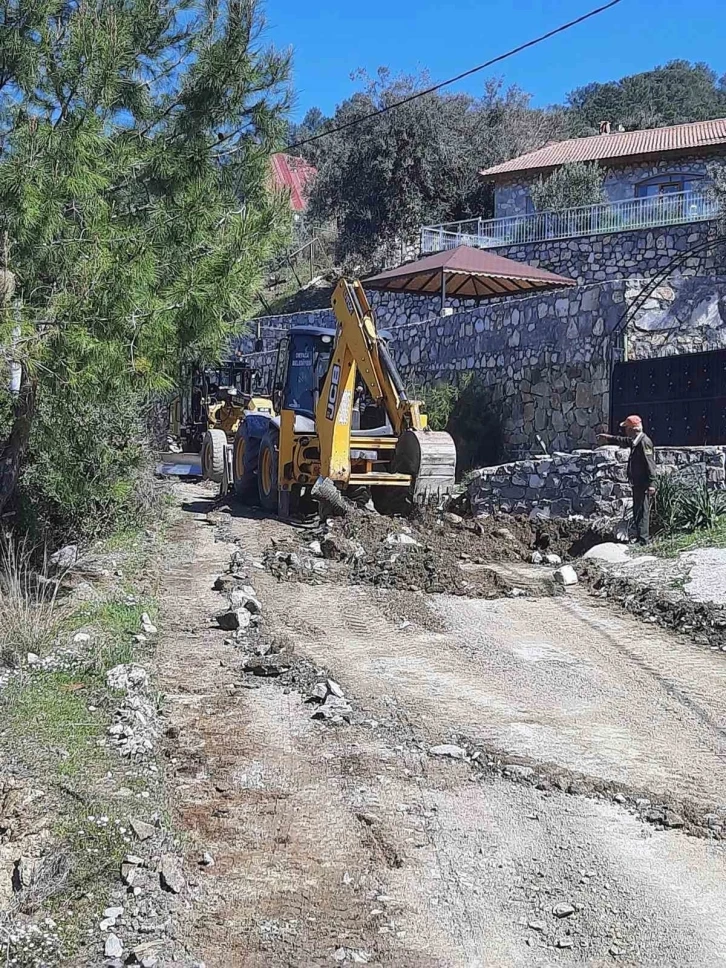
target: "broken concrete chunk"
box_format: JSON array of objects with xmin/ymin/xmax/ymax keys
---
[
  {"xmin": 429, "ymin": 744, "xmax": 467, "ymax": 760},
  {"xmin": 307, "ymin": 682, "xmax": 328, "ymax": 702},
  {"xmin": 105, "ymin": 934, "xmax": 123, "ymax": 958},
  {"xmin": 216, "ymin": 608, "xmax": 252, "ymax": 632},
  {"xmin": 385, "ymin": 532, "xmax": 419, "ymax": 547},
  {"xmin": 130, "ymin": 818, "xmax": 155, "ymax": 841},
  {"xmin": 553, "ymin": 565, "xmax": 578, "ymax": 587},
  {"xmin": 159, "ymin": 855, "xmax": 185, "ymax": 894}
]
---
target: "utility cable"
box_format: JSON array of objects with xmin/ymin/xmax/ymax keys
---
[{"xmin": 285, "ymin": 0, "xmax": 624, "ymax": 151}]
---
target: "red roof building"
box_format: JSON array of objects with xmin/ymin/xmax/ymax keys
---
[{"xmin": 270, "ymin": 153, "xmax": 317, "ymax": 212}]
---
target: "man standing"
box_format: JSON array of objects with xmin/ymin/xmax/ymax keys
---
[{"xmin": 597, "ymin": 415, "xmax": 656, "ymax": 545}]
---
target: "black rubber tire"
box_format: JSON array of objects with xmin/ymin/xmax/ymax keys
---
[
  {"xmin": 233, "ymin": 427, "xmax": 259, "ymax": 503},
  {"xmin": 201, "ymin": 429, "xmax": 227, "ymax": 483},
  {"xmin": 257, "ymin": 431, "xmax": 279, "ymax": 512}
]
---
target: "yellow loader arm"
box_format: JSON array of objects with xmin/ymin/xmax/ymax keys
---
[{"xmin": 316, "ymin": 279, "xmax": 425, "ymax": 480}]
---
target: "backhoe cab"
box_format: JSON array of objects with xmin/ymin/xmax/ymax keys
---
[{"xmin": 207, "ymin": 279, "xmax": 457, "ymax": 516}]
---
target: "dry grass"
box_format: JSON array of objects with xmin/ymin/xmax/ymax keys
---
[{"xmin": 0, "ymin": 537, "xmax": 66, "ymax": 667}]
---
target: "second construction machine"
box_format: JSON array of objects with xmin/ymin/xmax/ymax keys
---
[{"xmin": 202, "ymin": 279, "xmax": 457, "ymax": 516}]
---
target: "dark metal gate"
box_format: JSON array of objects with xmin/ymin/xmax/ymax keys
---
[{"xmin": 611, "ymin": 348, "xmax": 726, "ymax": 446}]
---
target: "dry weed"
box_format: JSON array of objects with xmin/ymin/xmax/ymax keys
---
[{"xmin": 0, "ymin": 537, "xmax": 65, "ymax": 667}]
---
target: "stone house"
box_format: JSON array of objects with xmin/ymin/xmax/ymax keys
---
[{"xmin": 480, "ymin": 117, "xmax": 726, "ymax": 219}]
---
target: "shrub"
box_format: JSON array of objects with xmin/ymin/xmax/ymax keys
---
[
  {"xmin": 652, "ymin": 474, "xmax": 726, "ymax": 537},
  {"xmin": 15, "ymin": 386, "xmax": 158, "ymax": 545}
]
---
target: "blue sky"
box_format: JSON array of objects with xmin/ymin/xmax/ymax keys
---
[{"xmin": 263, "ymin": 0, "xmax": 725, "ymax": 122}]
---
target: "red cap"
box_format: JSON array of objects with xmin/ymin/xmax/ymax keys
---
[{"xmin": 619, "ymin": 415, "xmax": 642, "ymax": 429}]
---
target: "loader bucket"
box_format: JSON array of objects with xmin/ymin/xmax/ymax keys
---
[{"xmin": 394, "ymin": 429, "xmax": 457, "ymax": 501}]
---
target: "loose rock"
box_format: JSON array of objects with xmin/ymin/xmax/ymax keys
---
[
  {"xmin": 105, "ymin": 934, "xmax": 123, "ymax": 958},
  {"xmin": 553, "ymin": 902, "xmax": 576, "ymax": 918},
  {"xmin": 216, "ymin": 608, "xmax": 252, "ymax": 632},
  {"xmin": 554, "ymin": 565, "xmax": 578, "ymax": 587},
  {"xmin": 159, "ymin": 855, "xmax": 185, "ymax": 894},
  {"xmin": 429, "ymin": 744, "xmax": 467, "ymax": 760}
]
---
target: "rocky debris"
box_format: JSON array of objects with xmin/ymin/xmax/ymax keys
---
[
  {"xmin": 212, "ymin": 572, "xmax": 248, "ymax": 594},
  {"xmin": 130, "ymin": 819, "xmax": 156, "ymax": 842},
  {"xmin": 107, "ymin": 691, "xmax": 159, "ymax": 758},
  {"xmin": 244, "ymin": 657, "xmax": 291, "ymax": 677},
  {"xmin": 385, "ymin": 532, "xmax": 419, "ymax": 547},
  {"xmin": 25, "ymin": 647, "xmax": 80, "ymax": 674},
  {"xmin": 159, "ymin": 855, "xmax": 185, "ymax": 894},
  {"xmin": 49, "ymin": 543, "xmax": 78, "ymax": 570},
  {"xmin": 327, "ymin": 678, "xmax": 344, "ymax": 698},
  {"xmin": 544, "ymin": 553, "xmax": 562, "ymax": 566},
  {"xmin": 73, "ymin": 631, "xmax": 91, "ymax": 645},
  {"xmin": 216, "ymin": 607, "xmax": 252, "ymax": 632},
  {"xmin": 307, "ymin": 682, "xmax": 329, "ymax": 702},
  {"xmin": 308, "ymin": 540, "xmax": 323, "ymax": 557},
  {"xmin": 429, "ymin": 744, "xmax": 467, "ymax": 760},
  {"xmin": 579, "ymin": 557, "xmax": 726, "ymax": 649},
  {"xmin": 200, "ymin": 851, "xmax": 215, "ymax": 867},
  {"xmin": 311, "ymin": 695, "xmax": 353, "ymax": 724},
  {"xmin": 554, "ymin": 565, "xmax": 578, "ymax": 586},
  {"xmin": 321, "ymin": 533, "xmax": 362, "ymax": 561},
  {"xmin": 140, "ymin": 612, "xmax": 158, "ymax": 636},
  {"xmin": 465, "ymin": 739, "xmax": 726, "ymax": 841},
  {"xmin": 107, "ymin": 663, "xmax": 149, "ymax": 692},
  {"xmin": 333, "ymin": 949, "xmax": 371, "ymax": 964},
  {"xmin": 105, "ymin": 933, "xmax": 123, "ymax": 958},
  {"xmin": 227, "ymin": 585, "xmax": 262, "ymax": 614},
  {"xmin": 553, "ymin": 902, "xmax": 576, "ymax": 918}
]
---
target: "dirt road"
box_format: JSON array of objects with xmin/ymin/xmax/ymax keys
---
[{"xmin": 156, "ymin": 484, "xmax": 726, "ymax": 967}]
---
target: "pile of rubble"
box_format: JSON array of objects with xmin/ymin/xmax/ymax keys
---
[{"xmin": 263, "ymin": 506, "xmax": 595, "ymax": 598}]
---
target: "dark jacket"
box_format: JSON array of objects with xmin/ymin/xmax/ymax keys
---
[{"xmin": 613, "ymin": 433, "xmax": 656, "ymax": 488}]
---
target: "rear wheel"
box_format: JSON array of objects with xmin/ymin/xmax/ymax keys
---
[
  {"xmin": 201, "ymin": 429, "xmax": 227, "ymax": 483},
  {"xmin": 257, "ymin": 431, "xmax": 279, "ymax": 512}
]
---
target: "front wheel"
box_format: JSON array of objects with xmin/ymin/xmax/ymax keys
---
[
  {"xmin": 201, "ymin": 429, "xmax": 227, "ymax": 483},
  {"xmin": 257, "ymin": 431, "xmax": 279, "ymax": 512}
]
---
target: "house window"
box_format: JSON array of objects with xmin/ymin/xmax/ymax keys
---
[{"xmin": 635, "ymin": 173, "xmax": 704, "ymax": 198}]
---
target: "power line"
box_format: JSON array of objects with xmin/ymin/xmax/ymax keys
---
[{"xmin": 285, "ymin": 0, "xmax": 624, "ymax": 152}]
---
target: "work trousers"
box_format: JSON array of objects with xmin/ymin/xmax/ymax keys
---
[{"xmin": 632, "ymin": 485, "xmax": 651, "ymax": 544}]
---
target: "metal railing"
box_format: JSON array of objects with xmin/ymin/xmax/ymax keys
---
[{"xmin": 420, "ymin": 190, "xmax": 720, "ymax": 253}]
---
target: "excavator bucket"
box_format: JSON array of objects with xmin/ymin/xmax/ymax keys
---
[{"xmin": 394, "ymin": 429, "xmax": 458, "ymax": 502}]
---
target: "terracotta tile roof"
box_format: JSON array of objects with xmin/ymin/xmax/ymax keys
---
[
  {"xmin": 270, "ymin": 153, "xmax": 317, "ymax": 211},
  {"xmin": 480, "ymin": 117, "xmax": 726, "ymax": 180}
]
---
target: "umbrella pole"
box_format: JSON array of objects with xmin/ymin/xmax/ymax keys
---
[{"xmin": 440, "ymin": 273, "xmax": 446, "ymax": 313}]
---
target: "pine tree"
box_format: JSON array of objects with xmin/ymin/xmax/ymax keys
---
[{"xmin": 0, "ymin": 0, "xmax": 292, "ymax": 519}]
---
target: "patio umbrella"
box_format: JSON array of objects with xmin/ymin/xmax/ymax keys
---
[{"xmin": 364, "ymin": 244, "xmax": 575, "ymax": 309}]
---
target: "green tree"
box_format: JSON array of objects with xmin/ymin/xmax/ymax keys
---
[
  {"xmin": 305, "ymin": 71, "xmax": 567, "ymax": 265},
  {"xmin": 530, "ymin": 162, "xmax": 607, "ymax": 212},
  {"xmin": 567, "ymin": 60, "xmax": 726, "ymax": 133},
  {"xmin": 0, "ymin": 0, "xmax": 291, "ymax": 525}
]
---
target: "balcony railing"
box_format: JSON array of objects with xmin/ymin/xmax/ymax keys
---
[{"xmin": 420, "ymin": 190, "xmax": 720, "ymax": 253}]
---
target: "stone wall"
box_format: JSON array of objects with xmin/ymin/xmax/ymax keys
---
[
  {"xmin": 493, "ymin": 153, "xmax": 716, "ymax": 218},
  {"xmin": 486, "ymin": 220, "xmax": 718, "ymax": 286},
  {"xmin": 625, "ymin": 274, "xmax": 726, "ymax": 359},
  {"xmin": 468, "ymin": 445, "xmax": 726, "ymax": 519}
]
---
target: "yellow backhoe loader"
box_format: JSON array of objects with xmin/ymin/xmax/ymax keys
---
[{"xmin": 204, "ymin": 279, "xmax": 457, "ymax": 516}]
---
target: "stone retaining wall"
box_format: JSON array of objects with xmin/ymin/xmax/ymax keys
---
[
  {"xmin": 485, "ymin": 220, "xmax": 718, "ymax": 286},
  {"xmin": 468, "ymin": 446, "xmax": 726, "ymax": 519}
]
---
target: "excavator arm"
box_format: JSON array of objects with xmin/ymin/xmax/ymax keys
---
[{"xmin": 315, "ymin": 279, "xmax": 456, "ymax": 500}]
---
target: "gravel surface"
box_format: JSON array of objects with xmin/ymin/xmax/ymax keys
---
[{"xmin": 154, "ymin": 484, "xmax": 726, "ymax": 967}]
